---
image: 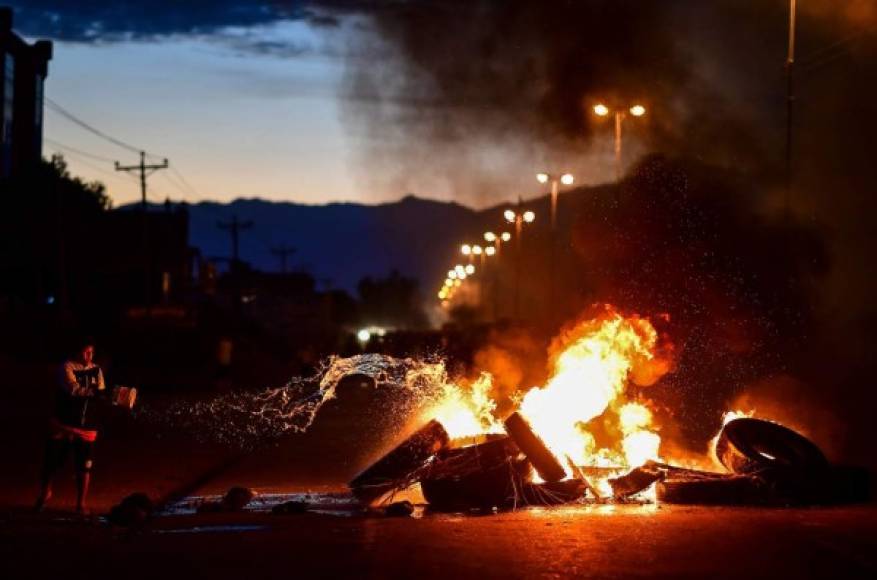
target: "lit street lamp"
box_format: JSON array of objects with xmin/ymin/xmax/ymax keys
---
[
  {"xmin": 503, "ymin": 201, "xmax": 536, "ymax": 319},
  {"xmin": 536, "ymin": 172, "xmax": 574, "ymax": 231},
  {"xmin": 593, "ymin": 102, "xmax": 646, "ymax": 181}
]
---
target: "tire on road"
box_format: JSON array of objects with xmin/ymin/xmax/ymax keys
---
[{"xmin": 715, "ymin": 418, "xmax": 828, "ymax": 474}]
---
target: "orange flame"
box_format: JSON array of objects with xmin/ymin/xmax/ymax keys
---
[
  {"xmin": 517, "ymin": 306, "xmax": 670, "ymax": 474},
  {"xmin": 424, "ymin": 305, "xmax": 673, "ymax": 497}
]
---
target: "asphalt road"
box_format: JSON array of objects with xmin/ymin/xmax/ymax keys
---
[{"xmin": 2, "ymin": 503, "xmax": 877, "ymax": 579}]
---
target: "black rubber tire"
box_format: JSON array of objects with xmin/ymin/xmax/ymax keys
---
[
  {"xmin": 349, "ymin": 419, "xmax": 449, "ymax": 504},
  {"xmin": 715, "ymin": 418, "xmax": 827, "ymax": 474},
  {"xmin": 421, "ymin": 437, "xmax": 527, "ymax": 511},
  {"xmin": 657, "ymin": 475, "xmax": 766, "ymax": 505}
]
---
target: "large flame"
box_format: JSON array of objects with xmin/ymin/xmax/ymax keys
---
[
  {"xmin": 425, "ymin": 305, "xmax": 672, "ymax": 487},
  {"xmin": 517, "ymin": 307, "xmax": 670, "ymax": 474},
  {"xmin": 428, "ymin": 372, "xmax": 504, "ymax": 440}
]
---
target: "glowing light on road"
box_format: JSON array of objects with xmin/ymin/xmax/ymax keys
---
[
  {"xmin": 504, "ymin": 209, "xmax": 516, "ymax": 223},
  {"xmin": 484, "ymin": 231, "xmax": 496, "ymax": 242},
  {"xmin": 485, "ymin": 246, "xmax": 496, "ymax": 256},
  {"xmin": 536, "ymin": 173, "xmax": 549, "ymax": 184},
  {"xmin": 561, "ymin": 173, "xmax": 574, "ymax": 185},
  {"xmin": 465, "ymin": 264, "xmax": 475, "ymax": 275},
  {"xmin": 594, "ymin": 103, "xmax": 610, "ymax": 116},
  {"xmin": 501, "ymin": 232, "xmax": 511, "ymax": 242},
  {"xmin": 461, "ymin": 244, "xmax": 472, "ymax": 256},
  {"xmin": 523, "ymin": 210, "xmax": 535, "ymax": 223},
  {"xmin": 629, "ymin": 104, "xmax": 646, "ymax": 117}
]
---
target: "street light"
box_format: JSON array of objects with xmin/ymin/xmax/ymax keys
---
[
  {"xmin": 501, "ymin": 232, "xmax": 511, "ymax": 242},
  {"xmin": 484, "ymin": 231, "xmax": 496, "ymax": 243},
  {"xmin": 593, "ymin": 102, "xmax": 647, "ymax": 181},
  {"xmin": 503, "ymin": 201, "xmax": 536, "ymax": 320},
  {"xmin": 536, "ymin": 172, "xmax": 574, "ymax": 230},
  {"xmin": 461, "ymin": 244, "xmax": 472, "ymax": 256},
  {"xmin": 485, "ymin": 246, "xmax": 496, "ymax": 256}
]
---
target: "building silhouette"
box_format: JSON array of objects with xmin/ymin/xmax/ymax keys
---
[{"xmin": 0, "ymin": 7, "xmax": 52, "ymax": 178}]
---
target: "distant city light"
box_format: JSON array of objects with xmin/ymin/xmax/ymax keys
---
[{"xmin": 357, "ymin": 329, "xmax": 371, "ymax": 343}]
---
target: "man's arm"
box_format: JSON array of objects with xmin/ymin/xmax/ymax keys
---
[{"xmin": 60, "ymin": 362, "xmax": 97, "ymax": 397}]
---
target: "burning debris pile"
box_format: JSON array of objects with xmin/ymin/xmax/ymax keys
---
[
  {"xmin": 349, "ymin": 414, "xmax": 867, "ymax": 511},
  {"xmin": 345, "ymin": 307, "xmax": 867, "ymax": 511}
]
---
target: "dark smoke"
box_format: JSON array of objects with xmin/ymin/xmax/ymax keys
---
[
  {"xmin": 332, "ymin": 0, "xmax": 789, "ymax": 206},
  {"xmin": 324, "ymin": 0, "xmax": 877, "ymax": 468}
]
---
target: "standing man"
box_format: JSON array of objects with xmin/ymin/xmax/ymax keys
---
[{"xmin": 35, "ymin": 338, "xmax": 105, "ymax": 514}]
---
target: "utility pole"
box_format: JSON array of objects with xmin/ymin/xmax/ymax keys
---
[
  {"xmin": 270, "ymin": 244, "xmax": 296, "ymax": 273},
  {"xmin": 115, "ymin": 151, "xmax": 169, "ymax": 313},
  {"xmin": 217, "ymin": 215, "xmax": 253, "ymax": 314},
  {"xmin": 217, "ymin": 215, "xmax": 253, "ymax": 267}
]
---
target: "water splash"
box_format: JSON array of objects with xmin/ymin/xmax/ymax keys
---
[{"xmin": 144, "ymin": 354, "xmax": 455, "ymax": 447}]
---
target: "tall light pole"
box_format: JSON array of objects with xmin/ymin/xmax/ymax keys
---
[
  {"xmin": 536, "ymin": 172, "xmax": 574, "ymax": 324},
  {"xmin": 593, "ymin": 103, "xmax": 646, "ymax": 181},
  {"xmin": 504, "ymin": 202, "xmax": 535, "ymax": 320},
  {"xmin": 785, "ymin": 0, "xmax": 797, "ymax": 219},
  {"xmin": 484, "ymin": 230, "xmax": 510, "ymax": 321},
  {"xmin": 536, "ymin": 172, "xmax": 574, "ymax": 231}
]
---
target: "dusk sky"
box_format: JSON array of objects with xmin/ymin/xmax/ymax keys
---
[
  {"xmin": 13, "ymin": 1, "xmax": 875, "ymax": 213},
  {"xmin": 35, "ymin": 17, "xmax": 365, "ymax": 207},
  {"xmin": 15, "ymin": 1, "xmax": 640, "ymax": 209}
]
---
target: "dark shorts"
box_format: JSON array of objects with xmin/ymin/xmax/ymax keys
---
[{"xmin": 42, "ymin": 437, "xmax": 95, "ymax": 475}]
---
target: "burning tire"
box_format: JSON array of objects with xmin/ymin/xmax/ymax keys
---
[
  {"xmin": 715, "ymin": 418, "xmax": 828, "ymax": 474},
  {"xmin": 349, "ymin": 419, "xmax": 450, "ymax": 505},
  {"xmin": 657, "ymin": 474, "xmax": 768, "ymax": 505},
  {"xmin": 504, "ymin": 412, "xmax": 566, "ymax": 483},
  {"xmin": 421, "ymin": 436, "xmax": 529, "ymax": 511}
]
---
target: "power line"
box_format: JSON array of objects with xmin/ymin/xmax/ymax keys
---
[
  {"xmin": 45, "ymin": 144, "xmax": 137, "ymax": 186},
  {"xmin": 45, "ymin": 100, "xmax": 209, "ymax": 204},
  {"xmin": 44, "ymin": 138, "xmax": 117, "ymax": 163},
  {"xmin": 45, "ymin": 97, "xmax": 164, "ymax": 158},
  {"xmin": 169, "ymin": 166, "xmax": 204, "ymax": 199}
]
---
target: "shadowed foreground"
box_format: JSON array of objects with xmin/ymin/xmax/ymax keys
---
[{"xmin": 2, "ymin": 504, "xmax": 876, "ymax": 579}]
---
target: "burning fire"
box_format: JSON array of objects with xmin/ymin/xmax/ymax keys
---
[
  {"xmin": 429, "ymin": 372, "xmax": 503, "ymax": 439},
  {"xmin": 517, "ymin": 307, "xmax": 670, "ymax": 475},
  {"xmin": 427, "ymin": 305, "xmax": 673, "ymax": 482}
]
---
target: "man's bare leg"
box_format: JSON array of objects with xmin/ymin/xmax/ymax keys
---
[
  {"xmin": 34, "ymin": 481, "xmax": 52, "ymax": 512},
  {"xmin": 75, "ymin": 472, "xmax": 90, "ymax": 515}
]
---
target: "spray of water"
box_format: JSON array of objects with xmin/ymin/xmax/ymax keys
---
[{"xmin": 142, "ymin": 354, "xmax": 456, "ymax": 448}]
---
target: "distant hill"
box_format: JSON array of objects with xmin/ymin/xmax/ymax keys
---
[{"xmin": 122, "ymin": 195, "xmax": 487, "ymax": 293}]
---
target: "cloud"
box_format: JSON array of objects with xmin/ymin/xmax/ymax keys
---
[{"xmin": 8, "ymin": 1, "xmax": 306, "ymax": 42}]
